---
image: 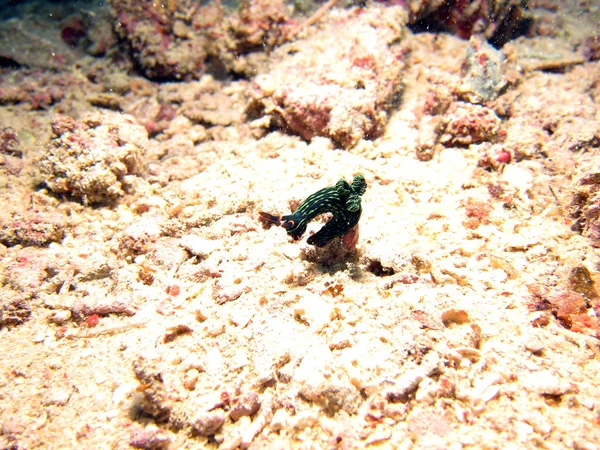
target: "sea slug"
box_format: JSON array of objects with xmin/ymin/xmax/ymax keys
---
[{"xmin": 260, "ymin": 174, "xmax": 367, "ymax": 247}]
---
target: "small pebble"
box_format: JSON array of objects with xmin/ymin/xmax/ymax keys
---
[
  {"xmin": 270, "ymin": 409, "xmax": 288, "ymax": 431},
  {"xmin": 191, "ymin": 410, "xmax": 225, "ymax": 436},
  {"xmin": 49, "ymin": 310, "xmax": 72, "ymax": 325},
  {"xmin": 291, "ymin": 410, "xmax": 318, "ymax": 430},
  {"xmin": 43, "ymin": 388, "xmax": 71, "ymax": 406},
  {"xmin": 524, "ymin": 371, "xmax": 571, "ymax": 396},
  {"xmin": 229, "ymin": 391, "xmax": 260, "ymax": 421}
]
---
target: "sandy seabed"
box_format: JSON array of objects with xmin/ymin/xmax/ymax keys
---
[{"xmin": 1, "ymin": 1, "xmax": 600, "ymax": 449}]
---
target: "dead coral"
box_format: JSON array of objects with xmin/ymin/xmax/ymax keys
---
[
  {"xmin": 528, "ymin": 284, "xmax": 600, "ymax": 338},
  {"xmin": 247, "ymin": 6, "xmax": 408, "ymax": 148},
  {"xmin": 0, "ymin": 293, "xmax": 31, "ymax": 329},
  {"xmin": 412, "ymin": 0, "xmax": 530, "ymax": 45},
  {"xmin": 0, "ymin": 212, "xmax": 66, "ymax": 247},
  {"xmin": 109, "ymin": 0, "xmax": 208, "ymax": 80},
  {"xmin": 439, "ymin": 103, "xmax": 502, "ymax": 146},
  {"xmin": 462, "ymin": 197, "xmax": 492, "ymax": 230},
  {"xmin": 207, "ymin": 0, "xmax": 296, "ymax": 76},
  {"xmin": 191, "ymin": 410, "xmax": 225, "ymax": 436},
  {"xmin": 0, "ymin": 127, "xmax": 21, "ymax": 156},
  {"xmin": 119, "ymin": 217, "xmax": 164, "ymax": 256},
  {"xmin": 229, "ymin": 391, "xmax": 261, "ymax": 421},
  {"xmin": 70, "ymin": 295, "xmax": 137, "ymax": 320},
  {"xmin": 180, "ymin": 91, "xmax": 242, "ymax": 127},
  {"xmin": 0, "ymin": 71, "xmax": 71, "ymax": 109},
  {"xmin": 1, "ymin": 247, "xmax": 55, "ymax": 296},
  {"xmin": 129, "ymin": 425, "xmax": 172, "ymax": 450},
  {"xmin": 301, "ymin": 225, "xmax": 361, "ymax": 264},
  {"xmin": 570, "ymin": 171, "xmax": 600, "ymax": 248},
  {"xmin": 133, "ymin": 358, "xmax": 173, "ymax": 422},
  {"xmin": 457, "ymin": 36, "xmax": 509, "ymax": 104},
  {"xmin": 37, "ymin": 111, "xmax": 148, "ymax": 204}
]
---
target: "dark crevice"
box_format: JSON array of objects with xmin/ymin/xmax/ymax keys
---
[
  {"xmin": 367, "ymin": 259, "xmax": 395, "ymax": 277},
  {"xmin": 0, "ymin": 56, "xmax": 21, "ymax": 69}
]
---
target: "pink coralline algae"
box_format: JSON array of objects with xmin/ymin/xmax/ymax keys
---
[
  {"xmin": 110, "ymin": 0, "xmax": 296, "ymax": 80},
  {"xmin": 37, "ymin": 111, "xmax": 148, "ymax": 204}
]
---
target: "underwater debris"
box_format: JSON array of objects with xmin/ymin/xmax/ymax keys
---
[{"xmin": 260, "ymin": 174, "xmax": 367, "ymax": 248}]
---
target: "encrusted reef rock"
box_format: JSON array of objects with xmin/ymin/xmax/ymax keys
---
[
  {"xmin": 247, "ymin": 6, "xmax": 408, "ymax": 149},
  {"xmin": 109, "ymin": 0, "xmax": 295, "ymax": 80},
  {"xmin": 109, "ymin": 0, "xmax": 209, "ymax": 80},
  {"xmin": 38, "ymin": 111, "xmax": 148, "ymax": 204},
  {"xmin": 206, "ymin": 0, "xmax": 295, "ymax": 76},
  {"xmin": 401, "ymin": 0, "xmax": 529, "ymax": 45},
  {"xmin": 571, "ymin": 171, "xmax": 600, "ymax": 248},
  {"xmin": 457, "ymin": 37, "xmax": 508, "ymax": 104}
]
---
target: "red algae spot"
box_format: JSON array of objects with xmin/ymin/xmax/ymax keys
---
[
  {"xmin": 462, "ymin": 198, "xmax": 492, "ymax": 230},
  {"xmin": 166, "ymin": 285, "xmax": 181, "ymax": 296},
  {"xmin": 85, "ymin": 314, "xmax": 100, "ymax": 328}
]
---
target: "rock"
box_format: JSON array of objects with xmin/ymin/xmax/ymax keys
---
[
  {"xmin": 457, "ymin": 37, "xmax": 508, "ymax": 103},
  {"xmin": 191, "ymin": 410, "xmax": 225, "ymax": 436},
  {"xmin": 42, "ymin": 388, "xmax": 72, "ymax": 406},
  {"xmin": 523, "ymin": 370, "xmax": 573, "ymax": 396},
  {"xmin": 180, "ymin": 235, "xmax": 222, "ymax": 258},
  {"xmin": 38, "ymin": 112, "xmax": 148, "ymax": 204},
  {"xmin": 229, "ymin": 391, "xmax": 260, "ymax": 421},
  {"xmin": 247, "ymin": 6, "xmax": 408, "ymax": 149}
]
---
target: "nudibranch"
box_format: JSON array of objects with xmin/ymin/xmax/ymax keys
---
[{"xmin": 260, "ymin": 174, "xmax": 367, "ymax": 247}]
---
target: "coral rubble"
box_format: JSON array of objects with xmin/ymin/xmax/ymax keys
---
[{"xmin": 37, "ymin": 112, "xmax": 148, "ymax": 204}]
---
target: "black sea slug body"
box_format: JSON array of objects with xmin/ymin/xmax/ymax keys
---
[{"xmin": 260, "ymin": 174, "xmax": 367, "ymax": 247}]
